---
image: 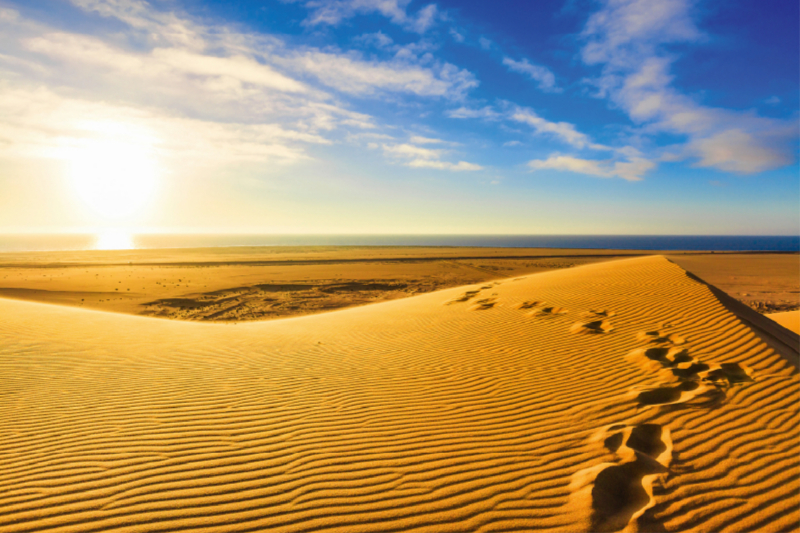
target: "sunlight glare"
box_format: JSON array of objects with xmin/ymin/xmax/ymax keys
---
[
  {"xmin": 68, "ymin": 138, "xmax": 160, "ymax": 220},
  {"xmin": 94, "ymin": 230, "xmax": 135, "ymax": 250}
]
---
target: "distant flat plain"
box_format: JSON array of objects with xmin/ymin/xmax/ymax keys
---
[{"xmin": 0, "ymin": 246, "xmax": 796, "ymax": 322}]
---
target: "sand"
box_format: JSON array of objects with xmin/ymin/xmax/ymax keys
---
[
  {"xmin": 767, "ymin": 310, "xmax": 800, "ymax": 335},
  {"xmin": 667, "ymin": 253, "xmax": 800, "ymax": 314},
  {"xmin": 1, "ymin": 255, "xmax": 798, "ymax": 532},
  {"xmin": 0, "ymin": 247, "xmax": 796, "ymax": 322},
  {"xmin": 0, "ymin": 247, "xmax": 644, "ymax": 321}
]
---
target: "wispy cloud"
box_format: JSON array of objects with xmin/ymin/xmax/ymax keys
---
[
  {"xmin": 409, "ymin": 135, "xmax": 449, "ymax": 145},
  {"xmin": 0, "ymin": 0, "xmax": 489, "ymax": 176},
  {"xmin": 449, "ymin": 103, "xmax": 653, "ymax": 178},
  {"xmin": 282, "ymin": 49, "xmax": 477, "ymax": 99},
  {"xmin": 298, "ymin": 0, "xmax": 441, "ymax": 33},
  {"xmin": 0, "ymin": 84, "xmax": 327, "ymax": 167},
  {"xmin": 581, "ymin": 0, "xmax": 796, "ymax": 174},
  {"xmin": 502, "ymin": 57, "xmax": 560, "ymax": 93},
  {"xmin": 376, "ymin": 142, "xmax": 482, "ymax": 171},
  {"xmin": 528, "ymin": 152, "xmax": 653, "ymax": 181},
  {"xmin": 446, "ymin": 106, "xmax": 500, "ymax": 120},
  {"xmin": 510, "ymin": 107, "xmax": 604, "ymax": 150}
]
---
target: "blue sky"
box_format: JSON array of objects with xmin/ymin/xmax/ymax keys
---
[{"xmin": 0, "ymin": 0, "xmax": 797, "ymax": 234}]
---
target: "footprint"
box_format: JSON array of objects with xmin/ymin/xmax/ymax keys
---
[
  {"xmin": 575, "ymin": 423, "xmax": 672, "ymax": 532},
  {"xmin": 446, "ymin": 289, "xmax": 481, "ymax": 305},
  {"xmin": 515, "ymin": 300, "xmax": 543, "ymax": 309},
  {"xmin": 701, "ymin": 363, "xmax": 753, "ymax": 385},
  {"xmin": 595, "ymin": 423, "xmax": 672, "ymax": 467},
  {"xmin": 571, "ymin": 319, "xmax": 614, "ymax": 334},
  {"xmin": 625, "ymin": 424, "xmax": 670, "ymax": 460},
  {"xmin": 630, "ymin": 353, "xmax": 752, "ymax": 408},
  {"xmin": 627, "ymin": 347, "xmax": 692, "ymax": 369},
  {"xmin": 585, "ymin": 309, "xmax": 616, "ymax": 318},
  {"xmin": 529, "ymin": 306, "xmax": 568, "ymax": 317},
  {"xmin": 670, "ymin": 361, "xmax": 710, "ymax": 379},
  {"xmin": 636, "ymin": 381, "xmax": 709, "ymax": 406},
  {"xmin": 637, "ymin": 331, "xmax": 685, "ymax": 345},
  {"xmin": 469, "ymin": 298, "xmax": 498, "ymax": 311}
]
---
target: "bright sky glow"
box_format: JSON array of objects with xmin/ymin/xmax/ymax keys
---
[
  {"xmin": 94, "ymin": 229, "xmax": 135, "ymax": 250},
  {"xmin": 0, "ymin": 0, "xmax": 796, "ymax": 234},
  {"xmin": 67, "ymin": 137, "xmax": 159, "ymax": 220}
]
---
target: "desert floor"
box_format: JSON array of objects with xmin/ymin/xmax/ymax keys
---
[
  {"xmin": 0, "ymin": 253, "xmax": 798, "ymax": 532},
  {"xmin": 0, "ymin": 247, "xmax": 796, "ymax": 322}
]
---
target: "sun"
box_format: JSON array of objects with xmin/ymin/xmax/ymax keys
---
[
  {"xmin": 95, "ymin": 229, "xmax": 135, "ymax": 250},
  {"xmin": 68, "ymin": 139, "xmax": 160, "ymax": 220}
]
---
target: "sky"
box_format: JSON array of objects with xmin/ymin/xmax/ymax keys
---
[{"xmin": 0, "ymin": 0, "xmax": 797, "ymax": 235}]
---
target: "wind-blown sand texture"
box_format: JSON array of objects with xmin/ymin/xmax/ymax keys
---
[{"xmin": 0, "ymin": 255, "xmax": 798, "ymax": 532}]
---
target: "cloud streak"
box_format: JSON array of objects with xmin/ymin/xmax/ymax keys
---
[
  {"xmin": 502, "ymin": 57, "xmax": 560, "ymax": 93},
  {"xmin": 528, "ymin": 153, "xmax": 653, "ymax": 182},
  {"xmin": 510, "ymin": 107, "xmax": 605, "ymax": 150},
  {"xmin": 376, "ymin": 142, "xmax": 482, "ymax": 171},
  {"xmin": 581, "ymin": 0, "xmax": 796, "ymax": 174},
  {"xmin": 298, "ymin": 0, "xmax": 441, "ymax": 33},
  {"xmin": 0, "ymin": 0, "xmax": 489, "ymax": 178}
]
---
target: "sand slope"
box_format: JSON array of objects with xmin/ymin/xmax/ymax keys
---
[
  {"xmin": 768, "ymin": 310, "xmax": 800, "ymax": 335},
  {"xmin": 0, "ymin": 255, "xmax": 797, "ymax": 532}
]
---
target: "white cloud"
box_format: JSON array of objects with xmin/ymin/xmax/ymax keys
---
[
  {"xmin": 478, "ymin": 36, "xmax": 492, "ymax": 50},
  {"xmin": 408, "ymin": 159, "xmax": 482, "ymax": 171},
  {"xmin": 581, "ymin": 0, "xmax": 702, "ymax": 67},
  {"xmin": 0, "ymin": 0, "xmax": 486, "ymax": 162},
  {"xmin": 686, "ymin": 129, "xmax": 794, "ymax": 173},
  {"xmin": 378, "ymin": 142, "xmax": 482, "ymax": 171},
  {"xmin": 449, "ymin": 27, "xmax": 465, "ymax": 43},
  {"xmin": 528, "ymin": 153, "xmax": 652, "ymax": 181},
  {"xmin": 581, "ymin": 0, "xmax": 796, "ymax": 174},
  {"xmin": 355, "ymin": 31, "xmax": 394, "ymax": 49},
  {"xmin": 284, "ymin": 50, "xmax": 477, "ymax": 99},
  {"xmin": 24, "ymin": 32, "xmax": 309, "ymax": 94},
  {"xmin": 61, "ymin": 0, "xmax": 477, "ymax": 103},
  {"xmin": 502, "ymin": 57, "xmax": 560, "ymax": 93},
  {"xmin": 0, "ymin": 3, "xmax": 377, "ymax": 138},
  {"xmin": 409, "ymin": 135, "xmax": 447, "ymax": 145},
  {"xmin": 382, "ymin": 142, "xmax": 441, "ymax": 159},
  {"xmin": 3, "ymin": 0, "xmax": 513, "ymax": 192},
  {"xmin": 0, "ymin": 84, "xmax": 326, "ymax": 166},
  {"xmin": 411, "ymin": 4, "xmax": 439, "ymax": 33},
  {"xmin": 510, "ymin": 107, "xmax": 603, "ymax": 149},
  {"xmin": 446, "ymin": 105, "xmax": 500, "ymax": 120},
  {"xmin": 299, "ymin": 0, "xmax": 441, "ymax": 34}
]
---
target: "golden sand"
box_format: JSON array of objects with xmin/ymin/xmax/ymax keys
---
[
  {"xmin": 767, "ymin": 310, "xmax": 800, "ymax": 335},
  {"xmin": 0, "ymin": 255, "xmax": 797, "ymax": 532},
  {"xmin": 0, "ymin": 247, "xmax": 796, "ymax": 322}
]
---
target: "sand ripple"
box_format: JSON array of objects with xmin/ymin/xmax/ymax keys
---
[{"xmin": 0, "ymin": 256, "xmax": 797, "ymax": 532}]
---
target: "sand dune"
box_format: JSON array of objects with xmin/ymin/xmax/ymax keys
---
[
  {"xmin": 0, "ymin": 255, "xmax": 797, "ymax": 532},
  {"xmin": 1, "ymin": 246, "xmax": 795, "ymax": 322},
  {"xmin": 768, "ymin": 310, "xmax": 800, "ymax": 335}
]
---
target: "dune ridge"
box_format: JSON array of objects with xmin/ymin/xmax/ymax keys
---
[{"xmin": 0, "ymin": 255, "xmax": 797, "ymax": 532}]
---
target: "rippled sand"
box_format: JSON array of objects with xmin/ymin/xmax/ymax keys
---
[{"xmin": 1, "ymin": 255, "xmax": 797, "ymax": 532}]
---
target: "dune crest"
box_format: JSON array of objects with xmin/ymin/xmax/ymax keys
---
[{"xmin": 0, "ymin": 255, "xmax": 797, "ymax": 532}]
